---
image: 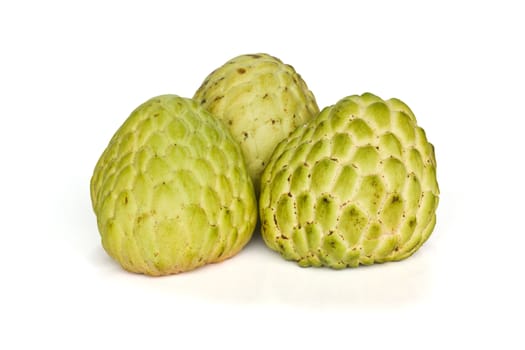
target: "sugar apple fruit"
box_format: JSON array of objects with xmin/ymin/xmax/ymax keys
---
[
  {"xmin": 194, "ymin": 53, "xmax": 319, "ymax": 193},
  {"xmin": 259, "ymin": 93, "xmax": 439, "ymax": 268},
  {"xmin": 90, "ymin": 95, "xmax": 257, "ymax": 276}
]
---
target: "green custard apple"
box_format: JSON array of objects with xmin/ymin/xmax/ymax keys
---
[
  {"xmin": 194, "ymin": 53, "xmax": 319, "ymax": 193},
  {"xmin": 259, "ymin": 93, "xmax": 439, "ymax": 268},
  {"xmin": 90, "ymin": 95, "xmax": 257, "ymax": 276}
]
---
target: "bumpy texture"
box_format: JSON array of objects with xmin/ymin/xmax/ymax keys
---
[
  {"xmin": 91, "ymin": 95, "xmax": 257, "ymax": 276},
  {"xmin": 260, "ymin": 93, "xmax": 439, "ymax": 268},
  {"xmin": 194, "ymin": 53, "xmax": 319, "ymax": 192}
]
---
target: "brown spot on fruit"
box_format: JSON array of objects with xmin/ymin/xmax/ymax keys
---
[{"xmin": 237, "ymin": 68, "xmax": 246, "ymax": 74}]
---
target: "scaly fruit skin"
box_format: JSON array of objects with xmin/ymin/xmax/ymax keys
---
[
  {"xmin": 90, "ymin": 95, "xmax": 257, "ymax": 276},
  {"xmin": 259, "ymin": 93, "xmax": 439, "ymax": 268},
  {"xmin": 194, "ymin": 53, "xmax": 319, "ymax": 193}
]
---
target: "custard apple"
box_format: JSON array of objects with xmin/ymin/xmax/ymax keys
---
[
  {"xmin": 194, "ymin": 53, "xmax": 319, "ymax": 193},
  {"xmin": 90, "ymin": 95, "xmax": 257, "ymax": 276},
  {"xmin": 259, "ymin": 93, "xmax": 439, "ymax": 268}
]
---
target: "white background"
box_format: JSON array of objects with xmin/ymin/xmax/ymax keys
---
[{"xmin": 1, "ymin": 0, "xmax": 524, "ymax": 348}]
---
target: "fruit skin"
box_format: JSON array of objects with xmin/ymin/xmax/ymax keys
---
[
  {"xmin": 194, "ymin": 53, "xmax": 319, "ymax": 193},
  {"xmin": 90, "ymin": 95, "xmax": 257, "ymax": 276},
  {"xmin": 259, "ymin": 93, "xmax": 439, "ymax": 268}
]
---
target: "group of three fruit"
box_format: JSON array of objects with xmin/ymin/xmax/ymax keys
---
[{"xmin": 90, "ymin": 53, "xmax": 439, "ymax": 276}]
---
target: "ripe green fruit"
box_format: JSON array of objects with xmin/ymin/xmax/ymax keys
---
[
  {"xmin": 90, "ymin": 95, "xmax": 257, "ymax": 276},
  {"xmin": 259, "ymin": 93, "xmax": 439, "ymax": 268},
  {"xmin": 194, "ymin": 53, "xmax": 319, "ymax": 193}
]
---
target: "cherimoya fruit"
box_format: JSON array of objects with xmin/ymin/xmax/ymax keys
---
[
  {"xmin": 194, "ymin": 53, "xmax": 319, "ymax": 193},
  {"xmin": 259, "ymin": 93, "xmax": 439, "ymax": 268},
  {"xmin": 90, "ymin": 95, "xmax": 257, "ymax": 276}
]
